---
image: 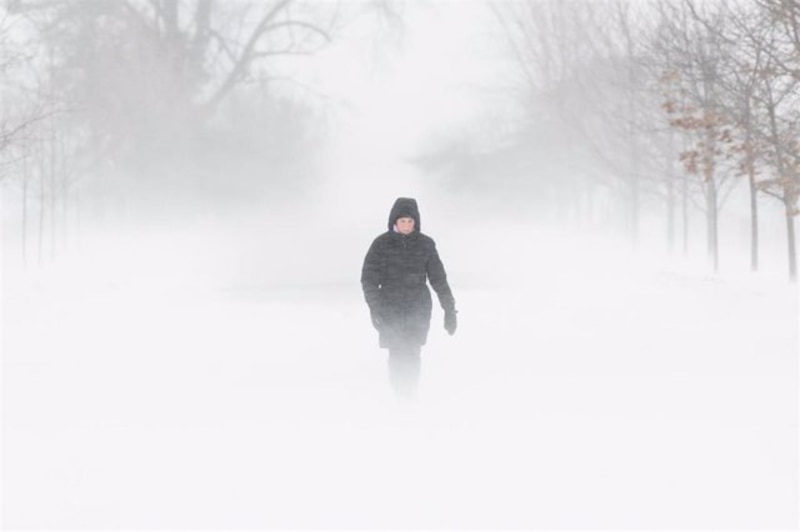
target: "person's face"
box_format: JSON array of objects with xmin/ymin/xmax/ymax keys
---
[{"xmin": 396, "ymin": 216, "xmax": 415, "ymax": 235}]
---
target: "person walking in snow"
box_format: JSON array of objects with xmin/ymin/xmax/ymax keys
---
[{"xmin": 361, "ymin": 197, "xmax": 457, "ymax": 396}]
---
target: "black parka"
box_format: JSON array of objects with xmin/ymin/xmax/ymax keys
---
[{"xmin": 361, "ymin": 198, "xmax": 456, "ymax": 349}]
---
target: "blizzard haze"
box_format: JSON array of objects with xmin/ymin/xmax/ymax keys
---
[{"xmin": 1, "ymin": 0, "xmax": 798, "ymax": 529}]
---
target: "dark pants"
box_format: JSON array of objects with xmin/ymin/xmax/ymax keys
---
[{"xmin": 388, "ymin": 345, "xmax": 421, "ymax": 398}]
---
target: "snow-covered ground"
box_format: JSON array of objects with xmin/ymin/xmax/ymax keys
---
[{"xmin": 2, "ymin": 215, "xmax": 798, "ymax": 529}]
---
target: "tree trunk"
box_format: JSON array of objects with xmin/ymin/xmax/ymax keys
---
[
  {"xmin": 785, "ymin": 200, "xmax": 797, "ymax": 282},
  {"xmin": 74, "ymin": 188, "xmax": 81, "ymax": 253},
  {"xmin": 22, "ymin": 171, "xmax": 28, "ymax": 267},
  {"xmin": 702, "ymin": 115, "xmax": 718, "ymax": 272},
  {"xmin": 59, "ymin": 132, "xmax": 68, "ymax": 252},
  {"xmin": 682, "ymin": 171, "xmax": 689, "ymax": 257},
  {"xmin": 706, "ymin": 177, "xmax": 719, "ymax": 272},
  {"xmin": 50, "ymin": 119, "xmax": 57, "ymax": 260},
  {"xmin": 630, "ymin": 168, "xmax": 640, "ymax": 249},
  {"xmin": 765, "ymin": 100, "xmax": 796, "ymax": 281},
  {"xmin": 748, "ymin": 167, "xmax": 759, "ymax": 272},
  {"xmin": 666, "ymin": 158, "xmax": 675, "ymax": 255},
  {"xmin": 744, "ymin": 105, "xmax": 759, "ymax": 272},
  {"xmin": 38, "ymin": 147, "xmax": 45, "ymax": 267},
  {"xmin": 22, "ymin": 141, "xmax": 29, "ymax": 268}
]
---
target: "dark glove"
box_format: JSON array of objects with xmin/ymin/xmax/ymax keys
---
[
  {"xmin": 370, "ymin": 309, "xmax": 382, "ymax": 331},
  {"xmin": 444, "ymin": 309, "xmax": 457, "ymax": 336}
]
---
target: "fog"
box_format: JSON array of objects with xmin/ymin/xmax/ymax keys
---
[{"xmin": 2, "ymin": 1, "xmax": 798, "ymax": 530}]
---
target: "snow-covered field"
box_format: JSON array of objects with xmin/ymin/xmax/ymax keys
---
[{"xmin": 2, "ymin": 216, "xmax": 798, "ymax": 529}]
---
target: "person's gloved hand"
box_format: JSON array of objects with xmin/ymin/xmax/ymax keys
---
[
  {"xmin": 370, "ymin": 309, "xmax": 382, "ymax": 331},
  {"xmin": 444, "ymin": 309, "xmax": 457, "ymax": 336}
]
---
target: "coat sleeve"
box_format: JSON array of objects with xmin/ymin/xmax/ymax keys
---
[
  {"xmin": 361, "ymin": 237, "xmax": 383, "ymax": 312},
  {"xmin": 426, "ymin": 240, "xmax": 456, "ymax": 312}
]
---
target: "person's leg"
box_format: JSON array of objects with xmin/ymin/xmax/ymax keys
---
[{"xmin": 388, "ymin": 344, "xmax": 421, "ymax": 398}]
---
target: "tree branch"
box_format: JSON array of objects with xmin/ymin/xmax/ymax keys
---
[{"xmin": 205, "ymin": 0, "xmax": 296, "ymax": 111}]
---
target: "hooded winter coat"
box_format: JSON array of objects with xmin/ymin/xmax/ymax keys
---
[{"xmin": 361, "ymin": 198, "xmax": 456, "ymax": 349}]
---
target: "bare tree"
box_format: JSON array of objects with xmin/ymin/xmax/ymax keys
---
[
  {"xmin": 751, "ymin": 0, "xmax": 800, "ymax": 280},
  {"xmin": 0, "ymin": 2, "xmax": 59, "ymax": 265},
  {"xmin": 491, "ymin": 0, "xmax": 630, "ymax": 228},
  {"xmin": 686, "ymin": 0, "xmax": 800, "ymax": 280},
  {"xmin": 1, "ymin": 1, "xmax": 345, "ymax": 216},
  {"xmin": 657, "ymin": 0, "xmax": 768, "ymax": 272},
  {"xmin": 655, "ymin": 0, "xmax": 746, "ymax": 273},
  {"xmin": 755, "ymin": 63, "xmax": 799, "ymax": 281},
  {"xmin": 0, "ymin": 0, "xmax": 407, "ymax": 266},
  {"xmin": 493, "ymin": 0, "xmax": 701, "ymax": 254}
]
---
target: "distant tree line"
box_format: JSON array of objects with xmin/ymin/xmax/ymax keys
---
[
  {"xmin": 3, "ymin": 0, "xmax": 797, "ymax": 281},
  {"xmin": 0, "ymin": 0, "xmax": 394, "ymax": 266},
  {"xmin": 418, "ymin": 0, "xmax": 798, "ymax": 281}
]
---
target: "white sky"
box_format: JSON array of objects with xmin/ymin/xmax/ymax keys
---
[
  {"xmin": 312, "ymin": 1, "xmax": 500, "ymax": 151},
  {"xmin": 284, "ymin": 1, "xmax": 513, "ymax": 221}
]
